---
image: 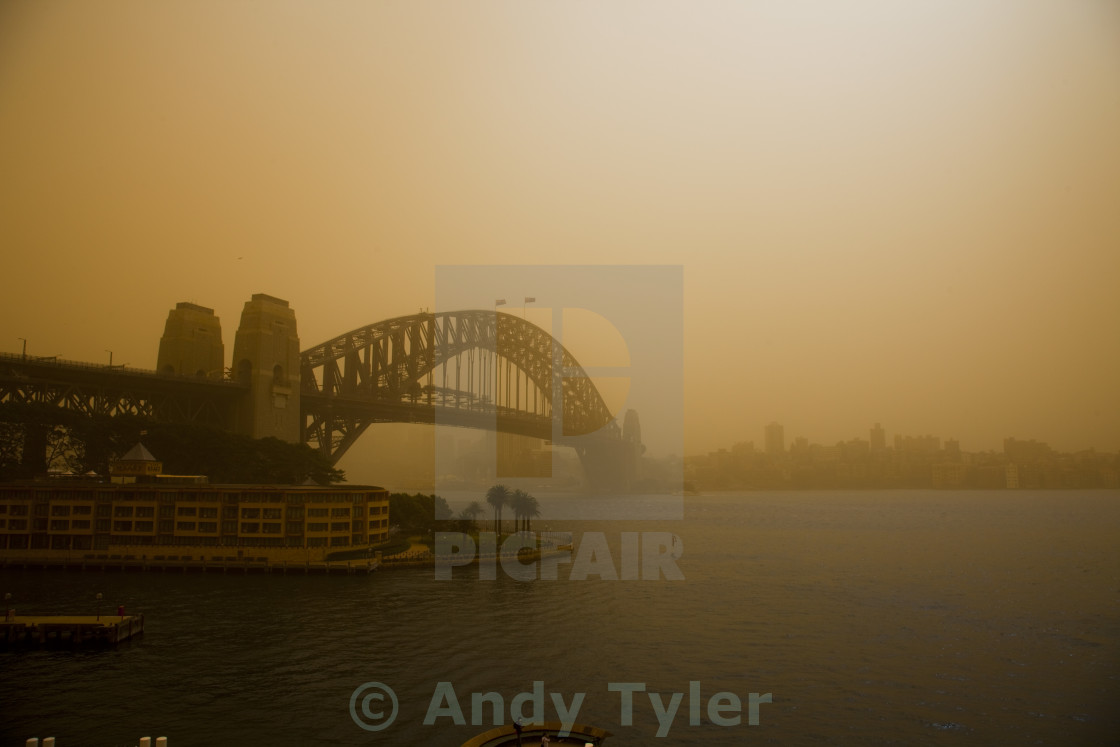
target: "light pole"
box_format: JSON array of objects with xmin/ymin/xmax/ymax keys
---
[
  {"xmin": 105, "ymin": 350, "xmax": 113, "ymax": 367},
  {"xmin": 17, "ymin": 338, "xmax": 26, "ymax": 359}
]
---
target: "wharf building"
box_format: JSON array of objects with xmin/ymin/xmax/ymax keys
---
[{"xmin": 0, "ymin": 445, "xmax": 389, "ymax": 564}]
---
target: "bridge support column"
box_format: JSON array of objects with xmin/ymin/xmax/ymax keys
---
[
  {"xmin": 156, "ymin": 302, "xmax": 225, "ymax": 379},
  {"xmin": 231, "ymin": 294, "xmax": 301, "ymax": 443}
]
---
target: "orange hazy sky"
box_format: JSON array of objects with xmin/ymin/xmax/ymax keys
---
[{"xmin": 1, "ymin": 0, "xmax": 1118, "ymax": 458}]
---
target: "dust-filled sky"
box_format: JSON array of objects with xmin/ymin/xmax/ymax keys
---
[{"xmin": 1, "ymin": 0, "xmax": 1118, "ymax": 460}]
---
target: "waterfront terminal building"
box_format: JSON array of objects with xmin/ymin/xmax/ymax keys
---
[{"xmin": 0, "ymin": 445, "xmax": 389, "ymax": 564}]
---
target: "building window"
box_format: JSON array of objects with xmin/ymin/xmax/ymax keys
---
[
  {"xmin": 50, "ymin": 505, "xmax": 71, "ymax": 516},
  {"xmin": 330, "ymin": 522, "xmax": 348, "ymax": 532},
  {"xmin": 134, "ymin": 521, "xmax": 154, "ymax": 533},
  {"xmin": 308, "ymin": 508, "xmax": 328, "ymax": 518},
  {"xmin": 199, "ymin": 522, "xmax": 218, "ymax": 533},
  {"xmin": 262, "ymin": 523, "xmax": 282, "ymax": 534},
  {"xmin": 50, "ymin": 520, "xmax": 69, "ymax": 531},
  {"xmin": 114, "ymin": 506, "xmax": 134, "ymax": 517},
  {"xmin": 330, "ymin": 536, "xmax": 349, "ymax": 546},
  {"xmin": 308, "ymin": 522, "xmax": 328, "ymax": 532},
  {"xmin": 263, "ymin": 508, "xmax": 282, "ymax": 520},
  {"xmin": 331, "ymin": 507, "xmax": 349, "ymax": 517},
  {"xmin": 200, "ymin": 507, "xmax": 218, "ymax": 519},
  {"xmin": 176, "ymin": 521, "xmax": 196, "ymax": 532},
  {"xmin": 177, "ymin": 506, "xmax": 197, "ymax": 517},
  {"xmin": 241, "ymin": 522, "xmax": 260, "ymax": 534},
  {"xmin": 113, "ymin": 521, "xmax": 133, "ymax": 532},
  {"xmin": 286, "ymin": 521, "xmax": 303, "ymax": 535},
  {"xmin": 241, "ymin": 508, "xmax": 261, "ymax": 519},
  {"xmin": 135, "ymin": 506, "xmax": 155, "ymax": 518}
]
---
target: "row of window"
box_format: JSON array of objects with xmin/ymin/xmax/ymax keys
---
[
  {"xmin": 1, "ymin": 499, "xmax": 387, "ymax": 515},
  {"xmin": 1, "ymin": 491, "xmax": 384, "ymax": 504},
  {"xmin": 7, "ymin": 517, "xmax": 389, "ymax": 535}
]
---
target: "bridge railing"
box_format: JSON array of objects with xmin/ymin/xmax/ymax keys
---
[{"xmin": 0, "ymin": 353, "xmax": 244, "ymax": 385}]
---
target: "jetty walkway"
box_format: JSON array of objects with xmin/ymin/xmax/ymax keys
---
[{"xmin": 2, "ymin": 613, "xmax": 144, "ymax": 646}]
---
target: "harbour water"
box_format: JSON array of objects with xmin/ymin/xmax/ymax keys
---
[{"xmin": 2, "ymin": 490, "xmax": 1117, "ymax": 745}]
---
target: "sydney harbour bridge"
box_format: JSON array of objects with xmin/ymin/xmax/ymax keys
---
[{"xmin": 0, "ymin": 295, "xmax": 643, "ymax": 490}]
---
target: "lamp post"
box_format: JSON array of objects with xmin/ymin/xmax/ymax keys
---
[
  {"xmin": 105, "ymin": 350, "xmax": 113, "ymax": 367},
  {"xmin": 17, "ymin": 338, "xmax": 26, "ymax": 359},
  {"xmin": 95, "ymin": 592, "xmax": 103, "ymax": 621}
]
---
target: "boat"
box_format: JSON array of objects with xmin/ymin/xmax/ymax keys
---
[{"xmin": 460, "ymin": 721, "xmax": 612, "ymax": 746}]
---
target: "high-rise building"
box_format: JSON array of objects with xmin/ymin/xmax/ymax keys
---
[
  {"xmin": 870, "ymin": 422, "xmax": 886, "ymax": 452},
  {"xmin": 764, "ymin": 422, "xmax": 785, "ymax": 455}
]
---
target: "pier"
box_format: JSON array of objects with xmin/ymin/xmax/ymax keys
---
[
  {"xmin": 0, "ymin": 555, "xmax": 379, "ymax": 575},
  {"xmin": 2, "ymin": 613, "xmax": 144, "ymax": 646}
]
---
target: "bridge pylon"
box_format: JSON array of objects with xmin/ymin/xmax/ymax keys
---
[
  {"xmin": 230, "ymin": 294, "xmax": 301, "ymax": 443},
  {"xmin": 156, "ymin": 302, "xmax": 225, "ymax": 379}
]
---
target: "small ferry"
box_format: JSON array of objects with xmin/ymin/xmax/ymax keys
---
[{"xmin": 461, "ymin": 721, "xmax": 611, "ymax": 746}]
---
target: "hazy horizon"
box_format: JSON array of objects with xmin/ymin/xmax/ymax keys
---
[{"xmin": 2, "ymin": 1, "xmax": 1118, "ymax": 463}]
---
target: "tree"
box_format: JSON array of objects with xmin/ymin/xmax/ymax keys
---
[
  {"xmin": 389, "ymin": 492, "xmax": 453, "ymax": 535},
  {"xmin": 506, "ymin": 490, "xmax": 541, "ymax": 534},
  {"xmin": 0, "ymin": 404, "xmax": 346, "ymax": 485},
  {"xmin": 460, "ymin": 501, "xmax": 484, "ymax": 532},
  {"xmin": 485, "ymin": 484, "xmax": 510, "ymax": 535},
  {"xmin": 522, "ymin": 493, "xmax": 541, "ymax": 533}
]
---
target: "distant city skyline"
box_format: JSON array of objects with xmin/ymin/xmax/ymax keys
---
[{"xmin": 687, "ymin": 420, "xmax": 1117, "ymax": 458}]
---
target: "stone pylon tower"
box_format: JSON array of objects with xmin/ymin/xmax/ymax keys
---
[
  {"xmin": 231, "ymin": 294, "xmax": 301, "ymax": 443},
  {"xmin": 156, "ymin": 302, "xmax": 225, "ymax": 379}
]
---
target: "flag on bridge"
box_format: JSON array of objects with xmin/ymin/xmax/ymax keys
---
[
  {"xmin": 495, "ymin": 299, "xmax": 507, "ymax": 306},
  {"xmin": 524, "ymin": 297, "xmax": 535, "ymax": 304}
]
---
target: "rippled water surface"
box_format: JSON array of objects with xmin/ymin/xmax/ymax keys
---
[{"xmin": 2, "ymin": 490, "xmax": 1118, "ymax": 746}]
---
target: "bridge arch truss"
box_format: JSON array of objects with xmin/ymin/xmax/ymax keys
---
[{"xmin": 299, "ymin": 311, "xmax": 619, "ymax": 462}]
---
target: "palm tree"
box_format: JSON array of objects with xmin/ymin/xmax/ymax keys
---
[
  {"xmin": 461, "ymin": 501, "xmax": 483, "ymax": 532},
  {"xmin": 523, "ymin": 494, "xmax": 541, "ymax": 533},
  {"xmin": 485, "ymin": 484, "xmax": 510, "ymax": 535},
  {"xmin": 509, "ymin": 489, "xmax": 531, "ymax": 534}
]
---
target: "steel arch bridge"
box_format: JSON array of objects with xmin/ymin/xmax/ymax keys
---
[
  {"xmin": 299, "ymin": 310, "xmax": 630, "ymax": 468},
  {"xmin": 0, "ymin": 309, "xmax": 641, "ymax": 489}
]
